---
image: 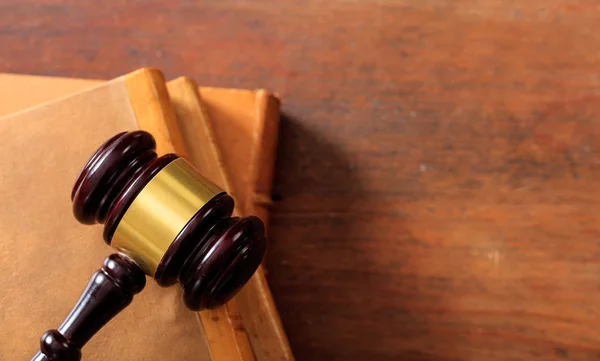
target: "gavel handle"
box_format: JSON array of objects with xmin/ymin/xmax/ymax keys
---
[{"xmin": 31, "ymin": 253, "xmax": 146, "ymax": 361}]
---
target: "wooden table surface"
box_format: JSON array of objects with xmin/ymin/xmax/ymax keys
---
[{"xmin": 2, "ymin": 1, "xmax": 600, "ymax": 360}]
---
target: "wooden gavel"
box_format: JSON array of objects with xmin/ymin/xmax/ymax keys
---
[{"xmin": 31, "ymin": 131, "xmax": 267, "ymax": 361}]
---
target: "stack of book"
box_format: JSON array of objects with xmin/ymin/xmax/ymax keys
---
[{"xmin": 0, "ymin": 69, "xmax": 293, "ymax": 361}]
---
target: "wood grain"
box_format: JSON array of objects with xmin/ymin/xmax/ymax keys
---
[{"xmin": 2, "ymin": 1, "xmax": 600, "ymax": 360}]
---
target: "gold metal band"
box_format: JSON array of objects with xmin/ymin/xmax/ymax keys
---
[{"xmin": 112, "ymin": 158, "xmax": 222, "ymax": 276}]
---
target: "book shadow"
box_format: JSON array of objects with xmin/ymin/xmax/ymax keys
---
[{"xmin": 266, "ymin": 113, "xmax": 431, "ymax": 360}]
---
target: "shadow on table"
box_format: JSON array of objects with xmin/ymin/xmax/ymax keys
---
[{"xmin": 266, "ymin": 113, "xmax": 439, "ymax": 361}]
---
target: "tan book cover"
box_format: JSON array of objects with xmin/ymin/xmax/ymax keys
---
[
  {"xmin": 0, "ymin": 71, "xmax": 291, "ymax": 361},
  {"xmin": 0, "ymin": 69, "xmax": 211, "ymax": 360}
]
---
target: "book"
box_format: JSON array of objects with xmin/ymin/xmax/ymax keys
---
[
  {"xmin": 169, "ymin": 77, "xmax": 293, "ymax": 361},
  {"xmin": 0, "ymin": 70, "xmax": 292, "ymax": 361}
]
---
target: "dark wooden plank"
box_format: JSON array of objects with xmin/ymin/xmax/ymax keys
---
[{"xmin": 2, "ymin": 1, "xmax": 600, "ymax": 360}]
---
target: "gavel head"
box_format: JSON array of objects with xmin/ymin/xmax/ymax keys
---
[{"xmin": 70, "ymin": 131, "xmax": 266, "ymax": 310}]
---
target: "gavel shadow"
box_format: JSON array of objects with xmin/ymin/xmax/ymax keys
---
[{"xmin": 267, "ymin": 114, "xmax": 428, "ymax": 361}]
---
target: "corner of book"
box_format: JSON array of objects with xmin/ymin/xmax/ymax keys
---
[{"xmin": 126, "ymin": 67, "xmax": 166, "ymax": 82}]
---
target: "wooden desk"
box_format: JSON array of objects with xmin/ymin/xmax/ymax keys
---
[{"xmin": 1, "ymin": 1, "xmax": 599, "ymax": 360}]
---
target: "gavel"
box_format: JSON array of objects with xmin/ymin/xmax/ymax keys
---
[{"xmin": 31, "ymin": 131, "xmax": 267, "ymax": 361}]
